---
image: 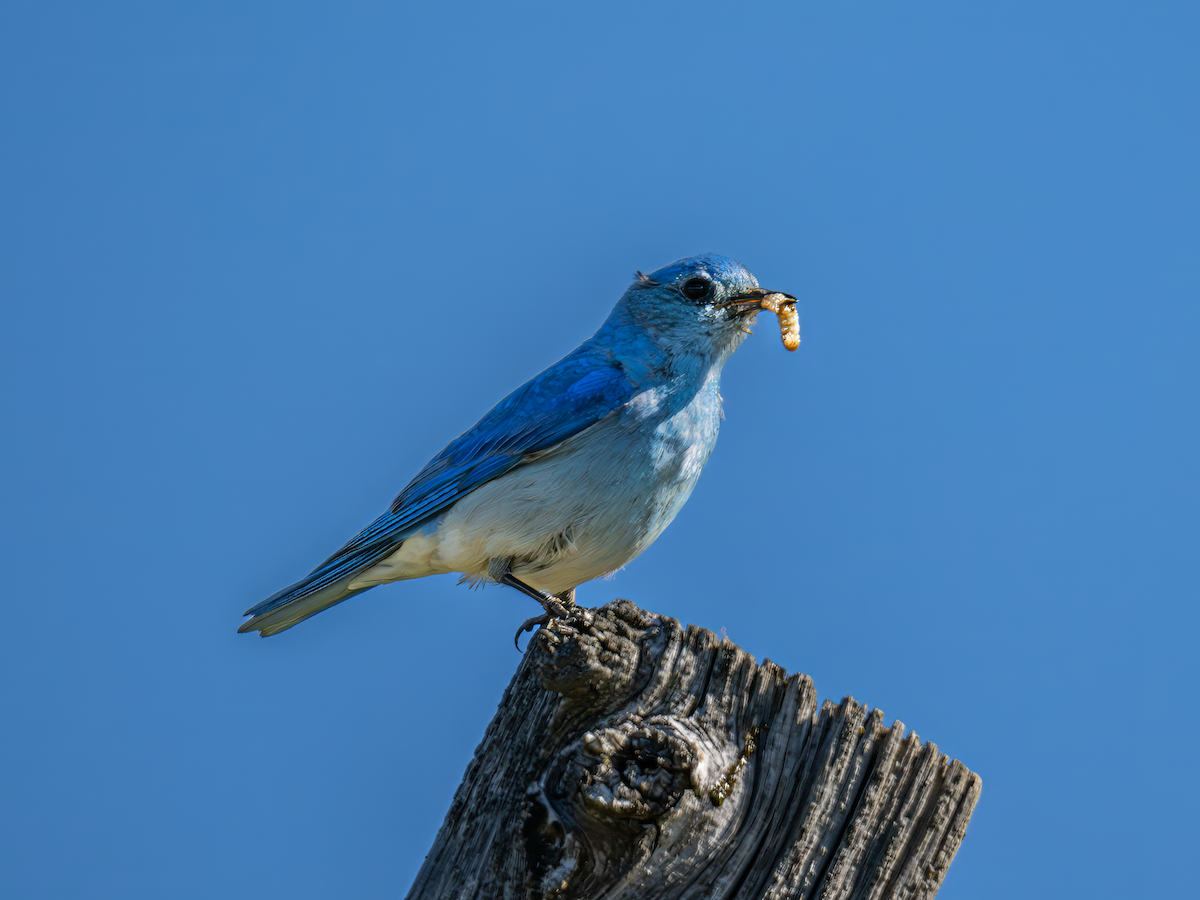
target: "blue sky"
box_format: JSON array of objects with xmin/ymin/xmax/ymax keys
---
[{"xmin": 2, "ymin": 2, "xmax": 1197, "ymax": 897}]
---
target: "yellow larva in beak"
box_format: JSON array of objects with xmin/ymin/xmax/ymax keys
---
[{"xmin": 756, "ymin": 292, "xmax": 800, "ymax": 351}]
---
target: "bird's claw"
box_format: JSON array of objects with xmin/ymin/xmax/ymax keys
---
[
  {"xmin": 512, "ymin": 595, "xmax": 590, "ymax": 652},
  {"xmin": 514, "ymin": 613, "xmax": 552, "ymax": 651}
]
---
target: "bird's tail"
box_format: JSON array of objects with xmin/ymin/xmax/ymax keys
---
[{"xmin": 238, "ymin": 572, "xmax": 369, "ymax": 637}]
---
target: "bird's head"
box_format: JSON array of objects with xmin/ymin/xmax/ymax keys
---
[{"xmin": 612, "ymin": 253, "xmax": 796, "ymax": 366}]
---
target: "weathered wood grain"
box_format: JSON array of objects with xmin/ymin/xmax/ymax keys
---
[{"xmin": 406, "ymin": 600, "xmax": 980, "ymax": 900}]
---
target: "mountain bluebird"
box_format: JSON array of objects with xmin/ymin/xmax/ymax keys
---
[{"xmin": 240, "ymin": 253, "xmax": 796, "ymax": 642}]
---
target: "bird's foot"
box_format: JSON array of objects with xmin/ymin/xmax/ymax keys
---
[
  {"xmin": 500, "ymin": 574, "xmax": 589, "ymax": 651},
  {"xmin": 513, "ymin": 602, "xmax": 594, "ymax": 652}
]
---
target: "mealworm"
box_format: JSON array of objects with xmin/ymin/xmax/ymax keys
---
[{"xmin": 759, "ymin": 293, "xmax": 800, "ymax": 351}]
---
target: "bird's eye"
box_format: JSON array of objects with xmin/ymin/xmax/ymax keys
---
[{"xmin": 680, "ymin": 277, "xmax": 712, "ymax": 301}]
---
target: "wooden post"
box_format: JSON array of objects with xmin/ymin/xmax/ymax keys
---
[{"xmin": 406, "ymin": 600, "xmax": 980, "ymax": 900}]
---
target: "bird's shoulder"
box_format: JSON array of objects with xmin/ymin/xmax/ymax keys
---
[{"xmin": 448, "ymin": 344, "xmax": 634, "ymax": 454}]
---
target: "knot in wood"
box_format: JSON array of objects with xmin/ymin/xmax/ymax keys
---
[{"xmin": 572, "ymin": 717, "xmax": 696, "ymax": 822}]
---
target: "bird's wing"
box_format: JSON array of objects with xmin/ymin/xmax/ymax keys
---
[{"xmin": 243, "ymin": 346, "xmax": 635, "ymax": 621}]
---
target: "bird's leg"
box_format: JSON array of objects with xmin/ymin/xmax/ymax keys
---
[
  {"xmin": 489, "ymin": 557, "xmax": 568, "ymax": 615},
  {"xmin": 500, "ymin": 572, "xmax": 571, "ymax": 617},
  {"xmin": 490, "ymin": 558, "xmax": 579, "ymax": 649}
]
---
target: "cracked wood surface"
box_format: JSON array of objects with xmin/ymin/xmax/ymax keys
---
[{"xmin": 406, "ymin": 600, "xmax": 980, "ymax": 900}]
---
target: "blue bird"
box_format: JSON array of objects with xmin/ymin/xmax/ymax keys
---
[{"xmin": 239, "ymin": 254, "xmax": 796, "ymax": 641}]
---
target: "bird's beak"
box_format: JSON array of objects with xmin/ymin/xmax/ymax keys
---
[{"xmin": 715, "ymin": 287, "xmax": 798, "ymax": 317}]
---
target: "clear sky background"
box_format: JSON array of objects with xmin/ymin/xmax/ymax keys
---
[{"xmin": 2, "ymin": 2, "xmax": 1197, "ymax": 898}]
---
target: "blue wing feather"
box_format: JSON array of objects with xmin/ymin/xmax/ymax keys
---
[{"xmin": 244, "ymin": 345, "xmax": 635, "ymax": 618}]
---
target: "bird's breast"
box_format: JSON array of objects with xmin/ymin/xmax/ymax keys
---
[{"xmin": 428, "ymin": 374, "xmax": 722, "ymax": 590}]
